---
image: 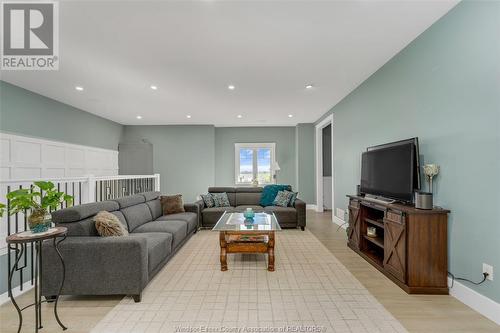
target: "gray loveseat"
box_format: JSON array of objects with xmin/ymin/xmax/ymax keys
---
[
  {"xmin": 41, "ymin": 191, "xmax": 200, "ymax": 302},
  {"xmin": 198, "ymin": 187, "xmax": 306, "ymax": 230}
]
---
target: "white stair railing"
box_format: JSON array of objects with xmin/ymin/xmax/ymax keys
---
[{"xmin": 0, "ymin": 173, "xmax": 160, "ymax": 252}]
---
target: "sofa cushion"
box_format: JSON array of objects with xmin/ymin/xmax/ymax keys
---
[
  {"xmin": 264, "ymin": 206, "xmax": 297, "ymax": 224},
  {"xmin": 235, "ymin": 192, "xmax": 262, "ymax": 206},
  {"xmin": 200, "ymin": 194, "xmax": 215, "ymax": 208},
  {"xmin": 211, "ymin": 193, "xmax": 231, "ymax": 207},
  {"xmin": 133, "ymin": 221, "xmax": 188, "ymax": 249},
  {"xmin": 113, "ymin": 194, "xmax": 146, "ymax": 209},
  {"xmin": 273, "ymin": 191, "xmax": 294, "ymax": 207},
  {"xmin": 110, "ymin": 211, "xmax": 128, "ymax": 229},
  {"xmin": 145, "ymin": 199, "xmax": 162, "ymax": 220},
  {"xmin": 235, "ymin": 187, "xmax": 263, "ymax": 193},
  {"xmin": 161, "ymin": 194, "xmax": 185, "ymax": 214},
  {"xmin": 156, "ymin": 212, "xmax": 197, "ymax": 234},
  {"xmin": 94, "ymin": 211, "xmax": 129, "ymax": 237},
  {"xmin": 260, "ymin": 185, "xmax": 292, "ymax": 206},
  {"xmin": 121, "ymin": 203, "xmax": 153, "ymax": 232},
  {"xmin": 51, "ymin": 200, "xmax": 119, "ymax": 223},
  {"xmin": 234, "ymin": 205, "xmax": 264, "ymax": 213},
  {"xmin": 208, "ymin": 187, "xmax": 236, "ymax": 206},
  {"xmin": 202, "ymin": 207, "xmax": 234, "ymax": 226},
  {"xmin": 142, "ymin": 191, "xmax": 160, "ymax": 201},
  {"xmin": 287, "ymin": 191, "xmax": 299, "ymax": 207},
  {"xmin": 57, "ymin": 217, "xmax": 98, "ymax": 236},
  {"xmin": 129, "ymin": 232, "xmax": 172, "ymax": 273}
]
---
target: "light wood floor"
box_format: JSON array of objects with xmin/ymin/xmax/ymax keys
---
[{"xmin": 0, "ymin": 210, "xmax": 498, "ymax": 333}]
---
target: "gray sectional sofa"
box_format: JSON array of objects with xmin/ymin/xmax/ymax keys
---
[
  {"xmin": 198, "ymin": 187, "xmax": 306, "ymax": 230},
  {"xmin": 41, "ymin": 191, "xmax": 200, "ymax": 302}
]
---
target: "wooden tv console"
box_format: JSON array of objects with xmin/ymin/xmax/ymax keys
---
[{"xmin": 347, "ymin": 195, "xmax": 450, "ymax": 294}]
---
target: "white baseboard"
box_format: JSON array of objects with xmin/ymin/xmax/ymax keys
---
[
  {"xmin": 448, "ymin": 277, "xmax": 500, "ymax": 325},
  {"xmin": 306, "ymin": 204, "xmax": 317, "ymax": 210},
  {"xmin": 333, "ymin": 216, "xmax": 347, "ymax": 229},
  {"xmin": 0, "ymin": 283, "xmax": 34, "ymax": 305}
]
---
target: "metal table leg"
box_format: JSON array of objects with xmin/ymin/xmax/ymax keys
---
[
  {"xmin": 8, "ymin": 244, "xmax": 24, "ymax": 333},
  {"xmin": 53, "ymin": 235, "xmax": 67, "ymax": 330}
]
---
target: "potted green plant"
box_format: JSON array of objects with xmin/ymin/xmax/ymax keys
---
[{"xmin": 5, "ymin": 181, "xmax": 73, "ymax": 233}]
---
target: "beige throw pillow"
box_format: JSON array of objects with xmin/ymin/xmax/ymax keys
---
[
  {"xmin": 94, "ymin": 211, "xmax": 128, "ymax": 237},
  {"xmin": 161, "ymin": 194, "xmax": 185, "ymax": 215}
]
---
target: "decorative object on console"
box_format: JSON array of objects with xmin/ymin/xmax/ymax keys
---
[
  {"xmin": 252, "ymin": 178, "xmax": 259, "ymax": 187},
  {"xmin": 366, "ymin": 226, "xmax": 377, "ymax": 237},
  {"xmin": 161, "ymin": 194, "xmax": 185, "ymax": 214},
  {"xmin": 415, "ymin": 191, "xmax": 433, "ymax": 210},
  {"xmin": 5, "ymin": 181, "xmax": 73, "ymax": 233},
  {"xmin": 94, "ymin": 211, "xmax": 129, "ymax": 237},
  {"xmin": 423, "ymin": 163, "xmax": 440, "ymax": 193}
]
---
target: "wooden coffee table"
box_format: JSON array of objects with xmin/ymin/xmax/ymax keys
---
[{"xmin": 212, "ymin": 212, "xmax": 281, "ymax": 271}]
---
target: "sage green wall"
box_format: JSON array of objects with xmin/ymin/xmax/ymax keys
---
[
  {"xmin": 295, "ymin": 124, "xmax": 315, "ymax": 203},
  {"xmin": 214, "ymin": 127, "xmax": 297, "ymax": 190},
  {"xmin": 0, "ymin": 81, "xmax": 124, "ymax": 295},
  {"xmin": 120, "ymin": 125, "xmax": 316, "ymax": 203},
  {"xmin": 316, "ymin": 1, "xmax": 500, "ymax": 302},
  {"xmin": 120, "ymin": 125, "xmax": 215, "ymax": 202},
  {"xmin": 0, "ymin": 81, "xmax": 123, "ymax": 150}
]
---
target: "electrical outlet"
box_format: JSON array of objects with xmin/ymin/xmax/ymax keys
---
[
  {"xmin": 483, "ymin": 263, "xmax": 494, "ymax": 281},
  {"xmin": 336, "ymin": 208, "xmax": 345, "ymax": 220}
]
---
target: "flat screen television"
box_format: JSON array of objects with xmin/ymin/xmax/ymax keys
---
[{"xmin": 360, "ymin": 138, "xmax": 420, "ymax": 203}]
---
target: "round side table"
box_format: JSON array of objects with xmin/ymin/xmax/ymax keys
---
[{"xmin": 6, "ymin": 226, "xmax": 68, "ymax": 333}]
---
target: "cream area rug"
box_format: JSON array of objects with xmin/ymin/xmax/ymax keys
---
[{"xmin": 92, "ymin": 230, "xmax": 407, "ymax": 333}]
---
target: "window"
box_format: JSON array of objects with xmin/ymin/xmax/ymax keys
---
[{"xmin": 235, "ymin": 143, "xmax": 276, "ymax": 185}]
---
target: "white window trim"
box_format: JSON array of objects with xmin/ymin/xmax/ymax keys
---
[{"xmin": 234, "ymin": 143, "xmax": 276, "ymax": 186}]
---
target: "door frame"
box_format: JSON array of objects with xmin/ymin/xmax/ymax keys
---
[{"xmin": 315, "ymin": 114, "xmax": 334, "ymax": 215}]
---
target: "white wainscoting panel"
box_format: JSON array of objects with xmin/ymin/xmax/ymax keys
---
[{"xmin": 0, "ymin": 132, "xmax": 119, "ymax": 179}]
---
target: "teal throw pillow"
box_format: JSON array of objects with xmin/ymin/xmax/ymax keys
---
[{"xmin": 259, "ymin": 184, "xmax": 292, "ymax": 206}]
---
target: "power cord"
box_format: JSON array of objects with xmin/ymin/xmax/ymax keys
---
[{"xmin": 448, "ymin": 271, "xmax": 489, "ymax": 288}]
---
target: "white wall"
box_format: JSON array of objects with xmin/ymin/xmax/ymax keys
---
[
  {"xmin": 0, "ymin": 132, "xmax": 118, "ymax": 180},
  {"xmin": 0, "ymin": 132, "xmax": 119, "ymax": 251}
]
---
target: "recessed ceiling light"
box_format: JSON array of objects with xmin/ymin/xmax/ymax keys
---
[
  {"xmin": 288, "ymin": 114, "xmax": 293, "ymax": 118},
  {"xmin": 186, "ymin": 115, "xmax": 192, "ymax": 119},
  {"xmin": 228, "ymin": 85, "xmax": 235, "ymax": 90},
  {"xmin": 305, "ymin": 84, "xmax": 314, "ymax": 89},
  {"xmin": 75, "ymin": 86, "xmax": 84, "ymax": 91},
  {"xmin": 136, "ymin": 115, "xmax": 142, "ymax": 119},
  {"xmin": 237, "ymin": 115, "xmax": 243, "ymax": 119},
  {"xmin": 150, "ymin": 85, "xmax": 158, "ymax": 90}
]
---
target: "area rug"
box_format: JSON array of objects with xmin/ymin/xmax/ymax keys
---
[{"xmin": 91, "ymin": 230, "xmax": 407, "ymax": 333}]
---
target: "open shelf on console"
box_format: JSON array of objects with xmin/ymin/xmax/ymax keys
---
[
  {"xmin": 364, "ymin": 217, "xmax": 384, "ymax": 229},
  {"xmin": 363, "ymin": 234, "xmax": 384, "ymax": 248}
]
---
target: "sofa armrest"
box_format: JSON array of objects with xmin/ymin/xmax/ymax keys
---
[
  {"xmin": 294, "ymin": 199, "xmax": 306, "ymax": 229},
  {"xmin": 184, "ymin": 199, "xmax": 204, "ymax": 229},
  {"xmin": 41, "ymin": 236, "xmax": 148, "ymax": 297}
]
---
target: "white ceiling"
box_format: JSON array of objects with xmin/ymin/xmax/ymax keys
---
[{"xmin": 1, "ymin": 0, "xmax": 458, "ymax": 126}]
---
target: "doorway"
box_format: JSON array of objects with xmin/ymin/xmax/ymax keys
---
[{"xmin": 315, "ymin": 114, "xmax": 334, "ymax": 217}]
